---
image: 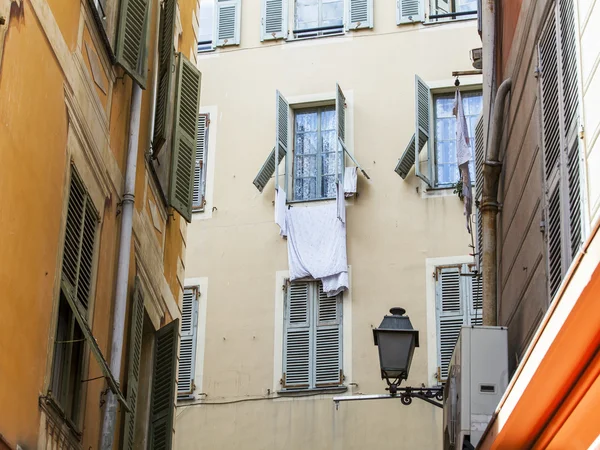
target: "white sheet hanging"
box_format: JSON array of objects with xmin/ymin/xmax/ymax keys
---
[
  {"xmin": 343, "ymin": 167, "xmax": 358, "ymax": 197},
  {"xmin": 285, "ymin": 203, "xmax": 348, "ymax": 297},
  {"xmin": 275, "ymin": 188, "xmax": 287, "ymax": 237},
  {"xmin": 336, "ymin": 181, "xmax": 346, "ymax": 224}
]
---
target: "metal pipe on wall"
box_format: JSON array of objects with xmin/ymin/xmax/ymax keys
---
[{"xmin": 482, "ymin": 77, "xmax": 512, "ymax": 326}]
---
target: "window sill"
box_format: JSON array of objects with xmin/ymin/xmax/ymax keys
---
[
  {"xmin": 286, "ymin": 29, "xmax": 345, "ymax": 43},
  {"xmin": 287, "ymin": 196, "xmax": 336, "ymax": 206},
  {"xmin": 423, "ymin": 15, "xmax": 477, "ymax": 26},
  {"xmin": 278, "ymin": 386, "xmax": 347, "ymax": 396},
  {"xmin": 39, "ymin": 395, "xmax": 83, "ymax": 440}
]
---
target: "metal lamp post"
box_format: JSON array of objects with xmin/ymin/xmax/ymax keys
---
[{"xmin": 333, "ymin": 308, "xmax": 443, "ymax": 409}]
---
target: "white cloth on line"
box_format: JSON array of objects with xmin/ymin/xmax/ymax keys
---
[
  {"xmin": 454, "ymin": 89, "xmax": 473, "ymax": 233},
  {"xmin": 343, "ymin": 167, "xmax": 358, "ymax": 197},
  {"xmin": 285, "ymin": 203, "xmax": 348, "ymax": 297},
  {"xmin": 336, "ymin": 180, "xmax": 346, "ymax": 224},
  {"xmin": 275, "ymin": 188, "xmax": 288, "ymax": 237}
]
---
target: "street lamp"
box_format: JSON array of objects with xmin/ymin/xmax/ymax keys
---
[
  {"xmin": 372, "ymin": 307, "xmax": 419, "ymax": 394},
  {"xmin": 333, "ymin": 307, "xmax": 443, "ymax": 409}
]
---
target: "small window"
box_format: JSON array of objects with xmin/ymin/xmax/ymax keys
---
[
  {"xmin": 294, "ymin": 0, "xmax": 344, "ymax": 38},
  {"xmin": 50, "ymin": 292, "xmax": 85, "ymax": 426},
  {"xmin": 433, "ymin": 91, "xmax": 482, "ymax": 187},
  {"xmin": 293, "ymin": 106, "xmax": 341, "ymax": 201},
  {"xmin": 429, "ymin": 0, "xmax": 478, "ymax": 22},
  {"xmin": 282, "ymin": 280, "xmax": 343, "ymax": 390},
  {"xmin": 198, "ymin": 0, "xmax": 215, "ymax": 51}
]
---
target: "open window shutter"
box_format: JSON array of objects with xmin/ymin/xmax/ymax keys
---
[
  {"xmin": 153, "ymin": 0, "xmax": 177, "ymax": 154},
  {"xmin": 315, "ymin": 284, "xmax": 342, "ymax": 387},
  {"xmin": 123, "ymin": 279, "xmax": 145, "ymax": 450},
  {"xmin": 348, "ymin": 0, "xmax": 373, "ymax": 30},
  {"xmin": 193, "ymin": 114, "xmax": 208, "ymax": 211},
  {"xmin": 169, "ymin": 54, "xmax": 202, "ymax": 223},
  {"xmin": 414, "ymin": 75, "xmax": 433, "ymax": 186},
  {"xmin": 150, "ymin": 319, "xmax": 179, "ymax": 450},
  {"xmin": 253, "ymin": 91, "xmax": 289, "ymax": 193},
  {"xmin": 215, "ymin": 0, "xmax": 241, "ymax": 46},
  {"xmin": 476, "ymin": 206, "xmax": 483, "ymax": 272},
  {"xmin": 335, "ymin": 84, "xmax": 347, "ymax": 181},
  {"xmin": 115, "ymin": 0, "xmax": 151, "ymax": 88},
  {"xmin": 283, "ymin": 282, "xmax": 311, "ymax": 389},
  {"xmin": 261, "ymin": 0, "xmax": 287, "ymax": 41},
  {"xmin": 567, "ymin": 141, "xmax": 582, "ymax": 259},
  {"xmin": 178, "ymin": 288, "xmax": 198, "ymax": 396},
  {"xmin": 474, "ymin": 115, "xmax": 484, "ymax": 200},
  {"xmin": 62, "ymin": 167, "xmax": 98, "ymax": 312},
  {"xmin": 437, "ymin": 267, "xmax": 464, "ymax": 381},
  {"xmin": 397, "ymin": 0, "xmax": 423, "ymax": 24}
]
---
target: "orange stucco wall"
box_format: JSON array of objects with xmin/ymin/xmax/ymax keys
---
[
  {"xmin": 499, "ymin": 0, "xmax": 524, "ymax": 79},
  {"xmin": 0, "ymin": 2, "xmax": 70, "ymax": 445},
  {"xmin": 0, "ymin": 0, "xmax": 197, "ymax": 446}
]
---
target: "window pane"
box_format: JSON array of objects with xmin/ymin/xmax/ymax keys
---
[
  {"xmin": 295, "ymin": 155, "xmax": 317, "ymax": 177},
  {"xmin": 322, "ymin": 175, "xmax": 336, "ymax": 198},
  {"xmin": 322, "ymin": 130, "xmax": 336, "ymax": 153},
  {"xmin": 296, "ymin": 0, "xmax": 319, "ymax": 29},
  {"xmin": 321, "ymin": 0, "xmax": 344, "ymax": 26},
  {"xmin": 320, "ymin": 109, "xmax": 335, "ymax": 130},
  {"xmin": 295, "ymin": 132, "xmax": 318, "ymax": 155},
  {"xmin": 198, "ymin": 0, "xmax": 214, "ymax": 43},
  {"xmin": 295, "ymin": 177, "xmax": 317, "ymax": 200},
  {"xmin": 456, "ymin": 0, "xmax": 478, "ymax": 12},
  {"xmin": 296, "ymin": 111, "xmax": 318, "ymax": 133}
]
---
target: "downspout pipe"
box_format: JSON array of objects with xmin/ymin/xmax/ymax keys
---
[
  {"xmin": 100, "ymin": 81, "xmax": 142, "ymax": 450},
  {"xmin": 481, "ymin": 77, "xmax": 512, "ymax": 326}
]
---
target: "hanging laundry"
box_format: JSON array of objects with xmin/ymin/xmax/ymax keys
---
[
  {"xmin": 454, "ymin": 89, "xmax": 473, "ymax": 233},
  {"xmin": 285, "ymin": 203, "xmax": 348, "ymax": 297},
  {"xmin": 343, "ymin": 167, "xmax": 358, "ymax": 197},
  {"xmin": 274, "ymin": 187, "xmax": 287, "ymax": 237},
  {"xmin": 336, "ymin": 181, "xmax": 346, "ymax": 224}
]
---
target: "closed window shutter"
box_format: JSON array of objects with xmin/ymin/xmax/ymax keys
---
[
  {"xmin": 261, "ymin": 0, "xmax": 287, "ymax": 41},
  {"xmin": 253, "ymin": 90, "xmax": 289, "ymax": 193},
  {"xmin": 123, "ymin": 278, "xmax": 145, "ymax": 450},
  {"xmin": 567, "ymin": 141, "xmax": 582, "ymax": 258},
  {"xmin": 215, "ymin": 0, "xmax": 241, "ymax": 46},
  {"xmin": 169, "ymin": 54, "xmax": 202, "ymax": 223},
  {"xmin": 283, "ymin": 282, "xmax": 311, "ymax": 389},
  {"xmin": 315, "ymin": 284, "xmax": 343, "ymax": 387},
  {"xmin": 397, "ymin": 0, "xmax": 423, "ymax": 24},
  {"xmin": 414, "ymin": 75, "xmax": 433, "ymax": 186},
  {"xmin": 348, "ymin": 0, "xmax": 373, "ymax": 30},
  {"xmin": 193, "ymin": 114, "xmax": 209, "ymax": 211},
  {"xmin": 62, "ymin": 167, "xmax": 99, "ymax": 312},
  {"xmin": 547, "ymin": 185, "xmax": 563, "ymax": 297},
  {"xmin": 115, "ymin": 0, "xmax": 151, "ymax": 88},
  {"xmin": 178, "ymin": 288, "xmax": 198, "ymax": 396},
  {"xmin": 150, "ymin": 319, "xmax": 179, "ymax": 450},
  {"xmin": 436, "ymin": 267, "xmax": 464, "ymax": 381},
  {"xmin": 153, "ymin": 0, "xmax": 177, "ymax": 154}
]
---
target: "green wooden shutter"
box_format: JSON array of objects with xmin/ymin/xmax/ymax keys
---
[
  {"xmin": 397, "ymin": 0, "xmax": 422, "ymax": 24},
  {"xmin": 283, "ymin": 282, "xmax": 311, "ymax": 389},
  {"xmin": 150, "ymin": 319, "xmax": 179, "ymax": 450},
  {"xmin": 123, "ymin": 278, "xmax": 145, "ymax": 450},
  {"xmin": 474, "ymin": 115, "xmax": 484, "ymax": 201},
  {"xmin": 261, "ymin": 0, "xmax": 287, "ymax": 41},
  {"xmin": 178, "ymin": 288, "xmax": 198, "ymax": 397},
  {"xmin": 193, "ymin": 114, "xmax": 209, "ymax": 211},
  {"xmin": 153, "ymin": 0, "xmax": 177, "ymax": 154},
  {"xmin": 115, "ymin": 0, "xmax": 151, "ymax": 88},
  {"xmin": 215, "ymin": 0, "xmax": 241, "ymax": 46},
  {"xmin": 567, "ymin": 141, "xmax": 582, "ymax": 259},
  {"xmin": 315, "ymin": 283, "xmax": 342, "ymax": 387},
  {"xmin": 62, "ymin": 167, "xmax": 99, "ymax": 312},
  {"xmin": 436, "ymin": 267, "xmax": 464, "ymax": 381},
  {"xmin": 335, "ymin": 84, "xmax": 347, "ymax": 182},
  {"xmin": 395, "ymin": 131, "xmax": 427, "ymax": 179},
  {"xmin": 348, "ymin": 0, "xmax": 373, "ymax": 30},
  {"xmin": 414, "ymin": 75, "xmax": 432, "ymax": 186},
  {"xmin": 169, "ymin": 53, "xmax": 202, "ymax": 223},
  {"xmin": 253, "ymin": 147, "xmax": 286, "ymax": 193}
]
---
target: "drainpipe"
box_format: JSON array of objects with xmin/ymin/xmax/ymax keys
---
[
  {"xmin": 481, "ymin": 77, "xmax": 512, "ymax": 326},
  {"xmin": 100, "ymin": 81, "xmax": 142, "ymax": 450}
]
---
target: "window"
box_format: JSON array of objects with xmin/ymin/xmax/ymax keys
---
[
  {"xmin": 193, "ymin": 114, "xmax": 209, "ymax": 211},
  {"xmin": 214, "ymin": 0, "xmax": 242, "ymax": 47},
  {"xmin": 295, "ymin": 0, "xmax": 344, "ymax": 37},
  {"xmin": 178, "ymin": 287, "xmax": 199, "ymax": 397},
  {"xmin": 538, "ymin": 0, "xmax": 581, "ymax": 299},
  {"xmin": 50, "ymin": 167, "xmax": 99, "ymax": 427},
  {"xmin": 435, "ymin": 264, "xmax": 481, "ymax": 382},
  {"xmin": 429, "ymin": 0, "xmax": 478, "ymax": 21},
  {"xmin": 282, "ymin": 280, "xmax": 343, "ymax": 390},
  {"xmin": 293, "ymin": 106, "xmax": 342, "ymax": 201},
  {"xmin": 433, "ymin": 91, "xmax": 482, "ymax": 187},
  {"xmin": 197, "ymin": 0, "xmax": 215, "ymax": 51}
]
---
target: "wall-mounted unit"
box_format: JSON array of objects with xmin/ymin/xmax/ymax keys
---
[{"xmin": 443, "ymin": 326, "xmax": 508, "ymax": 450}]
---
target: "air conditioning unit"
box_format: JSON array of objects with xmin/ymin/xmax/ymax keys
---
[{"xmin": 443, "ymin": 326, "xmax": 508, "ymax": 450}]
